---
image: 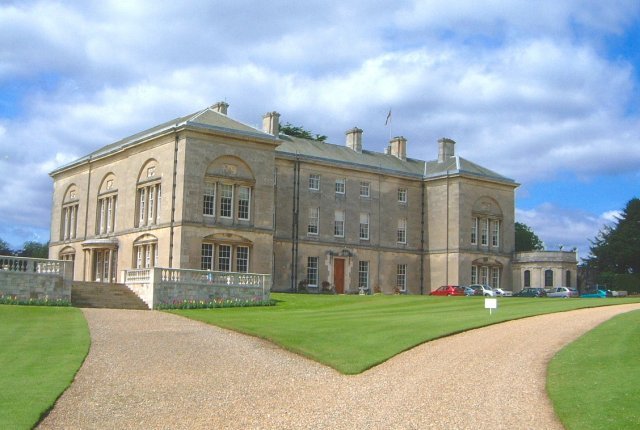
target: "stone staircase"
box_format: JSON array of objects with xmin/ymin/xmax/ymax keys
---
[{"xmin": 71, "ymin": 282, "xmax": 149, "ymax": 310}]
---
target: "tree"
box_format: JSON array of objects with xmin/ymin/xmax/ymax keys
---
[
  {"xmin": 515, "ymin": 222, "xmax": 544, "ymax": 252},
  {"xmin": 280, "ymin": 122, "xmax": 327, "ymax": 142},
  {"xmin": 0, "ymin": 238, "xmax": 14, "ymax": 256},
  {"xmin": 18, "ymin": 241, "xmax": 50, "ymax": 258},
  {"xmin": 587, "ymin": 198, "xmax": 640, "ymax": 274}
]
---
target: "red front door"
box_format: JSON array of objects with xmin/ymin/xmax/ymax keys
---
[{"xmin": 334, "ymin": 258, "xmax": 345, "ymax": 294}]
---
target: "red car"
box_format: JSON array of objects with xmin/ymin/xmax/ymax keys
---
[{"xmin": 430, "ymin": 285, "xmax": 464, "ymax": 296}]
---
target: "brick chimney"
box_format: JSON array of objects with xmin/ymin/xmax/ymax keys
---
[
  {"xmin": 438, "ymin": 138, "xmax": 456, "ymax": 163},
  {"xmin": 211, "ymin": 101, "xmax": 229, "ymax": 115},
  {"xmin": 389, "ymin": 136, "xmax": 407, "ymax": 160},
  {"xmin": 262, "ymin": 111, "xmax": 280, "ymax": 136},
  {"xmin": 345, "ymin": 127, "xmax": 363, "ymax": 152}
]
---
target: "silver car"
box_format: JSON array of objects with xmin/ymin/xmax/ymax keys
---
[{"xmin": 468, "ymin": 284, "xmax": 495, "ymax": 297}]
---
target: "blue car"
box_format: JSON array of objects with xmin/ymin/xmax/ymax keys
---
[{"xmin": 581, "ymin": 289, "xmax": 607, "ymax": 298}]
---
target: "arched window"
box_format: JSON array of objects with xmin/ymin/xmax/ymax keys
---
[
  {"xmin": 545, "ymin": 269, "xmax": 554, "ymax": 287},
  {"xmin": 96, "ymin": 173, "xmax": 117, "ymax": 235},
  {"xmin": 566, "ymin": 270, "xmax": 571, "ymax": 287},
  {"xmin": 471, "ymin": 258, "xmax": 502, "ymax": 288},
  {"xmin": 201, "ymin": 233, "xmax": 251, "ymax": 273},
  {"xmin": 61, "ymin": 185, "xmax": 79, "ymax": 241},
  {"xmin": 471, "ymin": 197, "xmax": 503, "ymax": 250},
  {"xmin": 202, "ymin": 156, "xmax": 255, "ymax": 225},
  {"xmin": 59, "ymin": 246, "xmax": 76, "ymax": 276},
  {"xmin": 133, "ymin": 234, "xmax": 158, "ymax": 269},
  {"xmin": 524, "ymin": 270, "xmax": 531, "ymax": 287},
  {"xmin": 136, "ymin": 160, "xmax": 162, "ymax": 228}
]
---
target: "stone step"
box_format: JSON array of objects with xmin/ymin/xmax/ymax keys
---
[{"xmin": 71, "ymin": 282, "xmax": 149, "ymax": 310}]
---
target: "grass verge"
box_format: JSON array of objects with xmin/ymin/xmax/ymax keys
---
[
  {"xmin": 0, "ymin": 305, "xmax": 90, "ymax": 430},
  {"xmin": 170, "ymin": 293, "xmax": 639, "ymax": 374},
  {"xmin": 547, "ymin": 309, "xmax": 640, "ymax": 429}
]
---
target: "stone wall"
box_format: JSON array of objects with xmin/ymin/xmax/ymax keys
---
[
  {"xmin": 0, "ymin": 256, "xmax": 72, "ymax": 302},
  {"xmin": 124, "ymin": 268, "xmax": 271, "ymax": 309}
]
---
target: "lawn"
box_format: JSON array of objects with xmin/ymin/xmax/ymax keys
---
[
  {"xmin": 548, "ymin": 309, "xmax": 640, "ymax": 429},
  {"xmin": 0, "ymin": 305, "xmax": 90, "ymax": 430},
  {"xmin": 171, "ymin": 293, "xmax": 640, "ymax": 374}
]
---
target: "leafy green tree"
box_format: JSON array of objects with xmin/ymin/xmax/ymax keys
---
[
  {"xmin": 0, "ymin": 238, "xmax": 14, "ymax": 256},
  {"xmin": 18, "ymin": 241, "xmax": 50, "ymax": 258},
  {"xmin": 515, "ymin": 222, "xmax": 544, "ymax": 252},
  {"xmin": 280, "ymin": 122, "xmax": 327, "ymax": 142},
  {"xmin": 588, "ymin": 198, "xmax": 640, "ymax": 274}
]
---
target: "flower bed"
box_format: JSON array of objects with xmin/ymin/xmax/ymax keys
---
[
  {"xmin": 0, "ymin": 294, "xmax": 71, "ymax": 307},
  {"xmin": 156, "ymin": 297, "xmax": 276, "ymax": 310}
]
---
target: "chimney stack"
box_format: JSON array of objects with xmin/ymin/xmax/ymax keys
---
[
  {"xmin": 438, "ymin": 138, "xmax": 456, "ymax": 163},
  {"xmin": 389, "ymin": 136, "xmax": 407, "ymax": 160},
  {"xmin": 211, "ymin": 101, "xmax": 229, "ymax": 115},
  {"xmin": 345, "ymin": 127, "xmax": 363, "ymax": 152},
  {"xmin": 262, "ymin": 111, "xmax": 280, "ymax": 136}
]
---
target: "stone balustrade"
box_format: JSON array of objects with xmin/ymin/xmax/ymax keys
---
[
  {"xmin": 124, "ymin": 267, "xmax": 271, "ymax": 309},
  {"xmin": 0, "ymin": 256, "xmax": 72, "ymax": 302}
]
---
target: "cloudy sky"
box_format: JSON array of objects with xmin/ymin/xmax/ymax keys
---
[{"xmin": 1, "ymin": 0, "xmax": 639, "ymax": 260}]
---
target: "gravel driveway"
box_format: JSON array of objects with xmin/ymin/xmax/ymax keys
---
[{"xmin": 37, "ymin": 303, "xmax": 640, "ymax": 430}]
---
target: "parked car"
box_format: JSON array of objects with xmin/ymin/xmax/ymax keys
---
[
  {"xmin": 468, "ymin": 284, "xmax": 495, "ymax": 296},
  {"xmin": 462, "ymin": 286, "xmax": 476, "ymax": 296},
  {"xmin": 546, "ymin": 287, "xmax": 576, "ymax": 298},
  {"xmin": 430, "ymin": 285, "xmax": 465, "ymax": 296},
  {"xmin": 513, "ymin": 287, "xmax": 547, "ymax": 297},
  {"xmin": 581, "ymin": 289, "xmax": 607, "ymax": 298},
  {"xmin": 492, "ymin": 287, "xmax": 513, "ymax": 297}
]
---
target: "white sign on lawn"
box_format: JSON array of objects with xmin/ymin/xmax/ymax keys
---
[{"xmin": 485, "ymin": 298, "xmax": 497, "ymax": 315}]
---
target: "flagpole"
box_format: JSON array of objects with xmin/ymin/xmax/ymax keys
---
[{"xmin": 385, "ymin": 108, "xmax": 392, "ymax": 146}]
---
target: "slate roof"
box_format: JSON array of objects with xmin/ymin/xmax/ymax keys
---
[
  {"xmin": 50, "ymin": 106, "xmax": 276, "ymax": 175},
  {"xmin": 51, "ymin": 105, "xmax": 516, "ymax": 185},
  {"xmin": 275, "ymin": 134, "xmax": 516, "ymax": 184}
]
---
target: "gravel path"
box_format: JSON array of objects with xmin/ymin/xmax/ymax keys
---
[{"xmin": 37, "ymin": 303, "xmax": 640, "ymax": 430}]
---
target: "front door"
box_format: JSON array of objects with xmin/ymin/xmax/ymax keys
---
[{"xmin": 334, "ymin": 258, "xmax": 345, "ymax": 294}]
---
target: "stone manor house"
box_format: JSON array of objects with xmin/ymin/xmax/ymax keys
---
[{"xmin": 49, "ymin": 102, "xmax": 519, "ymax": 294}]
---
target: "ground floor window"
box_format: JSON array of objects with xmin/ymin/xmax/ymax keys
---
[
  {"xmin": 565, "ymin": 270, "xmax": 571, "ymax": 287},
  {"xmin": 133, "ymin": 240, "xmax": 158, "ymax": 270},
  {"xmin": 236, "ymin": 247, "xmax": 249, "ymax": 273},
  {"xmin": 472, "ymin": 264, "xmax": 501, "ymax": 287},
  {"xmin": 307, "ymin": 256, "xmax": 319, "ymax": 287},
  {"xmin": 218, "ymin": 245, "xmax": 231, "ymax": 271},
  {"xmin": 396, "ymin": 264, "xmax": 407, "ymax": 292},
  {"xmin": 202, "ymin": 242, "xmax": 251, "ymax": 272},
  {"xmin": 92, "ymin": 249, "xmax": 117, "ymax": 282},
  {"xmin": 480, "ymin": 266, "xmax": 489, "ymax": 285},
  {"xmin": 201, "ymin": 244, "xmax": 214, "ymax": 270},
  {"xmin": 491, "ymin": 267, "xmax": 500, "ymax": 289},
  {"xmin": 524, "ymin": 270, "xmax": 531, "ymax": 287},
  {"xmin": 545, "ymin": 269, "xmax": 554, "ymax": 287},
  {"xmin": 358, "ymin": 261, "xmax": 369, "ymax": 291},
  {"xmin": 59, "ymin": 249, "xmax": 75, "ymax": 277}
]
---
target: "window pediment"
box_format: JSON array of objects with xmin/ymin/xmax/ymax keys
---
[
  {"xmin": 133, "ymin": 234, "xmax": 158, "ymax": 245},
  {"xmin": 471, "ymin": 258, "xmax": 503, "ymax": 267},
  {"xmin": 203, "ymin": 232, "xmax": 251, "ymax": 245},
  {"xmin": 472, "ymin": 197, "xmax": 503, "ymax": 217},
  {"xmin": 206, "ymin": 156, "xmax": 254, "ymax": 182}
]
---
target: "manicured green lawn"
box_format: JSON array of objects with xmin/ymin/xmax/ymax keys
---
[
  {"xmin": 0, "ymin": 305, "xmax": 90, "ymax": 430},
  {"xmin": 547, "ymin": 309, "xmax": 640, "ymax": 429},
  {"xmin": 171, "ymin": 293, "xmax": 640, "ymax": 374}
]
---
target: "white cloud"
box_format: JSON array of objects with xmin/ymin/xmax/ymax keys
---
[
  {"xmin": 516, "ymin": 205, "xmax": 619, "ymax": 260},
  {"xmin": 1, "ymin": 0, "xmax": 640, "ymax": 249}
]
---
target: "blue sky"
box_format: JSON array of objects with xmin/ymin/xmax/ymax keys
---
[{"xmin": 1, "ymin": 1, "xmax": 639, "ymax": 261}]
